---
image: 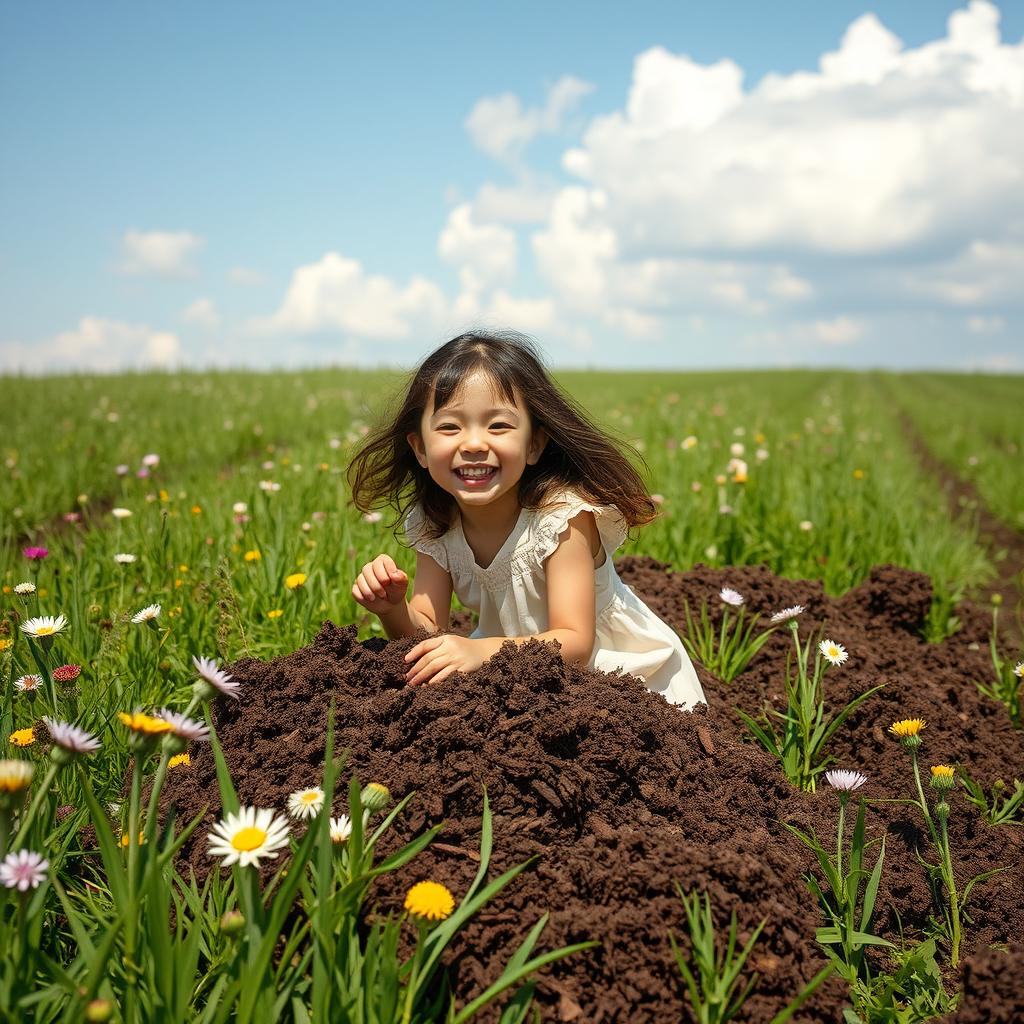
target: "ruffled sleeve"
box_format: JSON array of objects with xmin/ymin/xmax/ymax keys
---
[
  {"xmin": 529, "ymin": 491, "xmax": 628, "ymax": 570},
  {"xmin": 403, "ymin": 503, "xmax": 449, "ymax": 571}
]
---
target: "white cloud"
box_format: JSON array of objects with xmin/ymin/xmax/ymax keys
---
[
  {"xmin": 960, "ymin": 351, "xmax": 1023, "ymax": 371},
  {"xmin": 556, "ymin": 2, "xmax": 1023, "ymax": 259},
  {"xmin": 0, "ymin": 317, "xmax": 182, "ymax": 373},
  {"xmin": 228, "ymin": 266, "xmax": 269, "ymax": 287},
  {"xmin": 812, "ymin": 316, "xmax": 865, "ymax": 346},
  {"xmin": 471, "ymin": 177, "xmax": 558, "ymax": 225},
  {"xmin": 466, "ymin": 75, "xmax": 594, "ymax": 166},
  {"xmin": 117, "ymin": 230, "xmax": 204, "ymax": 278},
  {"xmin": 900, "ymin": 240, "xmax": 1024, "ymax": 306},
  {"xmin": 437, "ymin": 204, "xmax": 518, "ymax": 292},
  {"xmin": 250, "ymin": 251, "xmax": 448, "ymax": 339},
  {"xmin": 181, "ymin": 298, "xmax": 220, "ymax": 329},
  {"xmin": 966, "ymin": 313, "xmax": 1006, "ymax": 334}
]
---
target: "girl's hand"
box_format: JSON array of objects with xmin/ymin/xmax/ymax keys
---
[
  {"xmin": 404, "ymin": 635, "xmax": 499, "ymax": 687},
  {"xmin": 352, "ymin": 554, "xmax": 409, "ymax": 616}
]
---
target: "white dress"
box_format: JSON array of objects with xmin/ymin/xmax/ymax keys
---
[{"xmin": 403, "ymin": 490, "xmax": 706, "ymax": 710}]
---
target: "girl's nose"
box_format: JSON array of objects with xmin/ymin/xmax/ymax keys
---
[{"xmin": 462, "ymin": 429, "xmax": 488, "ymax": 451}]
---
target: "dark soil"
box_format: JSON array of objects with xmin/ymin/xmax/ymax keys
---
[{"xmin": 160, "ymin": 560, "xmax": 1024, "ymax": 1023}]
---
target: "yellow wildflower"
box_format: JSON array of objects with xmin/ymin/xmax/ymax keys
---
[
  {"xmin": 889, "ymin": 718, "xmax": 926, "ymax": 738},
  {"xmin": 117, "ymin": 712, "xmax": 173, "ymax": 736},
  {"xmin": 9, "ymin": 728, "xmax": 35, "ymax": 747},
  {"xmin": 285, "ymin": 573, "xmax": 307, "ymax": 590},
  {"xmin": 244, "ymin": 550, "xmax": 261, "ymax": 562},
  {"xmin": 0, "ymin": 638, "xmax": 12, "ymax": 652},
  {"xmin": 267, "ymin": 609, "xmax": 283, "ymax": 619},
  {"xmin": 404, "ymin": 880, "xmax": 455, "ymax": 922},
  {"xmin": 853, "ymin": 468, "xmax": 865, "ymax": 480},
  {"xmin": 168, "ymin": 753, "xmax": 191, "ymax": 769},
  {"xmin": 191, "ymin": 505, "xmax": 202, "ymax": 515}
]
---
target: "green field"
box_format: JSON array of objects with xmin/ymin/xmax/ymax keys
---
[{"xmin": 1, "ymin": 367, "xmax": 1021, "ymax": 1021}]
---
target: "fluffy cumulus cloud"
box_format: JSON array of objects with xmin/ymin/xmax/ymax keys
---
[
  {"xmin": 509, "ymin": 0, "xmax": 1022, "ymax": 354},
  {"xmin": 0, "ymin": 317, "xmax": 182, "ymax": 373},
  {"xmin": 117, "ymin": 230, "xmax": 204, "ymax": 278},
  {"xmin": 438, "ymin": 204, "xmax": 518, "ymax": 293},
  {"xmin": 251, "ymin": 252, "xmax": 449, "ymax": 340},
  {"xmin": 181, "ymin": 298, "xmax": 220, "ymax": 329},
  {"xmin": 465, "ymin": 75, "xmax": 595, "ymax": 167}
]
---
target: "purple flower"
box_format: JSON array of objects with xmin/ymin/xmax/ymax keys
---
[
  {"xmin": 0, "ymin": 849, "xmax": 49, "ymax": 891},
  {"xmin": 22, "ymin": 547, "xmax": 48, "ymax": 561},
  {"xmin": 136, "ymin": 467, "xmax": 150, "ymax": 478}
]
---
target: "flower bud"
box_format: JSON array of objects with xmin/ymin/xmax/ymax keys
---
[
  {"xmin": 991, "ymin": 592, "xmax": 1003, "ymax": 607},
  {"xmin": 360, "ymin": 782, "xmax": 391, "ymax": 813},
  {"xmin": 930, "ymin": 765, "xmax": 956, "ymax": 791},
  {"xmin": 85, "ymin": 999, "xmax": 114, "ymax": 1022},
  {"xmin": 935, "ymin": 801, "xmax": 950, "ymax": 822},
  {"xmin": 220, "ymin": 910, "xmax": 245, "ymax": 936}
]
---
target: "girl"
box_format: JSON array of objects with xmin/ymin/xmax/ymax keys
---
[{"xmin": 347, "ymin": 330, "xmax": 706, "ymax": 709}]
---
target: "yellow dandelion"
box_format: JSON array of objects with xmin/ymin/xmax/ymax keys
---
[
  {"xmin": 888, "ymin": 718, "xmax": 926, "ymax": 738},
  {"xmin": 0, "ymin": 638, "xmax": 13, "ymax": 652},
  {"xmin": 285, "ymin": 573, "xmax": 307, "ymax": 590},
  {"xmin": 159, "ymin": 489, "xmax": 170, "ymax": 502},
  {"xmin": 168, "ymin": 753, "xmax": 191, "ymax": 769},
  {"xmin": 244, "ymin": 550, "xmax": 261, "ymax": 562},
  {"xmin": 9, "ymin": 728, "xmax": 35, "ymax": 747},
  {"xmin": 178, "ymin": 565, "xmax": 189, "ymax": 573},
  {"xmin": 266, "ymin": 609, "xmax": 283, "ymax": 619},
  {"xmin": 191, "ymin": 505, "xmax": 202, "ymax": 515},
  {"xmin": 404, "ymin": 880, "xmax": 455, "ymax": 922},
  {"xmin": 117, "ymin": 711, "xmax": 173, "ymax": 736},
  {"xmin": 119, "ymin": 832, "xmax": 145, "ymax": 848},
  {"xmin": 853, "ymin": 468, "xmax": 865, "ymax": 480}
]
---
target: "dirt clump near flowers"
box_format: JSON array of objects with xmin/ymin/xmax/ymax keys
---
[{"xmin": 162, "ymin": 560, "xmax": 1024, "ymax": 1023}]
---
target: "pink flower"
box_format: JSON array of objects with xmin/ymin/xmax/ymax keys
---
[
  {"xmin": 53, "ymin": 664, "xmax": 82, "ymax": 683},
  {"xmin": 0, "ymin": 849, "xmax": 49, "ymax": 891},
  {"xmin": 63, "ymin": 512, "xmax": 81, "ymax": 524},
  {"xmin": 136, "ymin": 467, "xmax": 150, "ymax": 478},
  {"xmin": 22, "ymin": 547, "xmax": 48, "ymax": 561}
]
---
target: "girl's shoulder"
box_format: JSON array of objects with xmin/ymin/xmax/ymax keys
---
[
  {"xmin": 527, "ymin": 487, "xmax": 628, "ymax": 562},
  {"xmin": 403, "ymin": 502, "xmax": 455, "ymax": 570}
]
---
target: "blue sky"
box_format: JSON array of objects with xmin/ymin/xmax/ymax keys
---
[{"xmin": 2, "ymin": 1, "xmax": 1022, "ymax": 372}]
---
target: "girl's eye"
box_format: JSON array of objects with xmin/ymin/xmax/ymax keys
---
[{"xmin": 491, "ymin": 423, "xmax": 513, "ymax": 431}]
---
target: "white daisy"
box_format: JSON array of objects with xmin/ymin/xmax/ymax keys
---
[
  {"xmin": 114, "ymin": 553, "xmax": 137, "ymax": 564},
  {"xmin": 729, "ymin": 442, "xmax": 745, "ymax": 457},
  {"xmin": 329, "ymin": 814, "xmax": 352, "ymax": 844},
  {"xmin": 824, "ymin": 769, "xmax": 868, "ymax": 793},
  {"xmin": 157, "ymin": 709, "xmax": 210, "ymax": 743},
  {"xmin": 287, "ymin": 787, "xmax": 325, "ymax": 820},
  {"xmin": 258, "ymin": 480, "xmax": 280, "ymax": 493},
  {"xmin": 799, "ymin": 520, "xmax": 814, "ymax": 532},
  {"xmin": 232, "ymin": 501, "xmax": 248, "ymax": 514},
  {"xmin": 43, "ymin": 717, "xmax": 101, "ymax": 755},
  {"xmin": 20, "ymin": 615, "xmax": 68, "ymax": 639},
  {"xmin": 111, "ymin": 507, "xmax": 133, "ymax": 520},
  {"xmin": 207, "ymin": 806, "xmax": 290, "ymax": 868},
  {"xmin": 192, "ymin": 655, "xmax": 240, "ymax": 699},
  {"xmin": 819, "ymin": 639, "xmax": 849, "ymax": 666},
  {"xmin": 0, "ymin": 849, "xmax": 49, "ymax": 891},
  {"xmin": 719, "ymin": 588, "xmax": 744, "ymax": 607},
  {"xmin": 1014, "ymin": 662, "xmax": 1023, "ymax": 678},
  {"xmin": 131, "ymin": 604, "xmax": 161, "ymax": 624},
  {"xmin": 14, "ymin": 582, "xmax": 36, "ymax": 596},
  {"xmin": 13, "ymin": 674, "xmax": 43, "ymax": 693},
  {"xmin": 141, "ymin": 453, "xmax": 160, "ymax": 467},
  {"xmin": 770, "ymin": 605, "xmax": 805, "ymax": 624}
]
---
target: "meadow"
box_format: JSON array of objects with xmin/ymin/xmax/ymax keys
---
[{"xmin": 1, "ymin": 367, "xmax": 1022, "ymax": 1022}]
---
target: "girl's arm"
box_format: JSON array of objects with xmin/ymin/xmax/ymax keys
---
[
  {"xmin": 380, "ymin": 552, "xmax": 452, "ymax": 638},
  {"xmin": 534, "ymin": 509, "xmax": 599, "ymax": 662}
]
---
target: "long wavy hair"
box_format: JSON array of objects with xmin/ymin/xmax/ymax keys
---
[{"xmin": 347, "ymin": 330, "xmax": 657, "ymax": 540}]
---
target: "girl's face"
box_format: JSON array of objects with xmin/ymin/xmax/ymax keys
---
[{"xmin": 408, "ymin": 369, "xmax": 547, "ymax": 513}]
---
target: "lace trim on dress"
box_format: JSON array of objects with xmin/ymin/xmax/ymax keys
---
[
  {"xmin": 527, "ymin": 492, "xmax": 628, "ymax": 575},
  {"xmin": 403, "ymin": 504, "xmax": 450, "ymax": 572}
]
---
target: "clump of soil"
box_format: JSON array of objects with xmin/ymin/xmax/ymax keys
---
[{"xmin": 162, "ymin": 560, "xmax": 1024, "ymax": 1023}]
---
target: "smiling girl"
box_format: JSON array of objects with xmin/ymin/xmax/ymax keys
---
[{"xmin": 346, "ymin": 330, "xmax": 705, "ymax": 709}]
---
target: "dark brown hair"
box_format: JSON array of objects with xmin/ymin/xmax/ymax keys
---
[{"xmin": 347, "ymin": 330, "xmax": 657, "ymax": 539}]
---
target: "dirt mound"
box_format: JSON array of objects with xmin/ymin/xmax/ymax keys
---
[
  {"xmin": 161, "ymin": 560, "xmax": 1024, "ymax": 1022},
  {"xmin": 942, "ymin": 944, "xmax": 1024, "ymax": 1024}
]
